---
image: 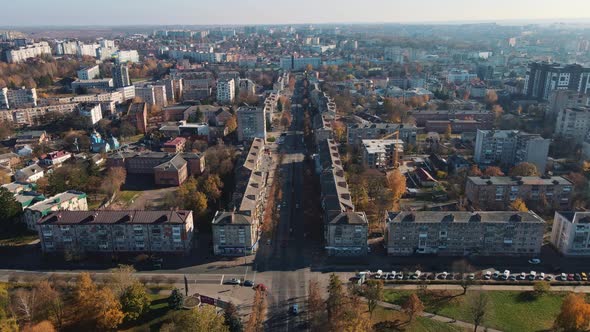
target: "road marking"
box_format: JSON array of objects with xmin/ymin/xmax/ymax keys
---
[{"xmin": 220, "ymin": 274, "xmax": 224, "ymax": 285}]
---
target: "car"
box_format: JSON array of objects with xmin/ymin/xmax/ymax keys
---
[
  {"xmin": 290, "ymin": 304, "xmax": 299, "ymax": 315},
  {"xmin": 227, "ymin": 278, "xmax": 241, "ymax": 285},
  {"xmin": 528, "ymin": 258, "xmax": 541, "ymax": 264},
  {"xmin": 499, "ymin": 275, "xmax": 508, "ymax": 281},
  {"xmin": 492, "ymin": 271, "xmax": 501, "ymax": 279},
  {"xmin": 446, "ymin": 273, "xmax": 455, "ymax": 280},
  {"xmin": 559, "ymin": 273, "xmax": 567, "ymax": 281},
  {"xmin": 528, "ymin": 271, "xmax": 537, "ymax": 280},
  {"xmin": 438, "ymin": 272, "xmax": 448, "ymax": 280},
  {"xmin": 582, "ymin": 272, "xmax": 588, "ymax": 281},
  {"xmin": 483, "ymin": 271, "xmax": 492, "ymax": 280},
  {"xmin": 388, "ymin": 271, "xmax": 397, "ymax": 280},
  {"xmin": 536, "ymin": 272, "xmax": 545, "ymax": 280},
  {"xmin": 517, "ymin": 272, "xmax": 526, "ymax": 280},
  {"xmin": 396, "ymin": 273, "xmax": 404, "ymax": 280},
  {"xmin": 574, "ymin": 273, "xmax": 582, "ymax": 281},
  {"xmin": 243, "ymin": 280, "xmax": 254, "ymax": 287},
  {"xmin": 374, "ymin": 270, "xmax": 383, "ymax": 279},
  {"xmin": 509, "ymin": 275, "xmax": 517, "ymax": 281},
  {"xmin": 266, "ymin": 239, "xmax": 271, "ymax": 245},
  {"xmin": 567, "ymin": 274, "xmax": 575, "ymax": 281},
  {"xmin": 545, "ymin": 275, "xmax": 554, "ymax": 281},
  {"xmin": 427, "ymin": 273, "xmax": 436, "ymax": 280},
  {"xmin": 467, "ymin": 273, "xmax": 476, "ymax": 280}
]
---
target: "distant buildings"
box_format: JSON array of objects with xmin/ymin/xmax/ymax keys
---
[
  {"xmin": 474, "ymin": 130, "xmax": 550, "ymax": 173},
  {"xmin": 15, "ymin": 164, "xmax": 44, "ymax": 183},
  {"xmin": 135, "ymin": 85, "xmax": 167, "ymax": 107},
  {"xmin": 111, "ymin": 64, "xmax": 130, "ymax": 88},
  {"xmin": 347, "ymin": 123, "xmax": 417, "ymax": 146},
  {"xmin": 547, "ymin": 90, "xmax": 590, "ymax": 119},
  {"xmin": 216, "ymin": 79, "xmax": 235, "ymax": 103},
  {"xmin": 0, "ymin": 87, "xmax": 37, "ymax": 109},
  {"xmin": 5, "ymin": 41, "xmax": 51, "ymax": 63},
  {"xmin": 236, "ymin": 106, "xmax": 266, "ymax": 142},
  {"xmin": 77, "ymin": 65, "xmax": 100, "ymax": 80},
  {"xmin": 385, "ymin": 211, "xmax": 545, "ymax": 256},
  {"xmin": 465, "ymin": 176, "xmax": 573, "ymax": 210},
  {"xmin": 0, "ymin": 103, "xmax": 78, "ymax": 126},
  {"xmin": 113, "ymin": 50, "xmax": 139, "ymax": 64},
  {"xmin": 524, "ymin": 62, "xmax": 590, "ymax": 100},
  {"xmin": 280, "ymin": 56, "xmax": 322, "ymax": 71},
  {"xmin": 37, "ymin": 210, "xmax": 194, "ymax": 254},
  {"xmin": 211, "ymin": 138, "xmax": 267, "ymax": 255},
  {"xmin": 78, "ymin": 103, "xmax": 102, "ymax": 126},
  {"xmin": 361, "ymin": 139, "xmax": 404, "ymax": 169},
  {"xmin": 554, "ymin": 106, "xmax": 590, "ymax": 143},
  {"xmin": 446, "ymin": 69, "xmax": 477, "ymax": 84},
  {"xmin": 551, "ymin": 211, "xmax": 590, "ymax": 256},
  {"xmin": 71, "ymin": 79, "xmax": 114, "ymax": 91}
]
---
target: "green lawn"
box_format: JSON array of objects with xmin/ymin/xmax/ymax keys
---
[
  {"xmin": 118, "ymin": 191, "xmax": 140, "ymax": 205},
  {"xmin": 120, "ymin": 291, "xmax": 175, "ymax": 331},
  {"xmin": 372, "ymin": 306, "xmax": 463, "ymax": 332},
  {"xmin": 384, "ymin": 289, "xmax": 566, "ymax": 332}
]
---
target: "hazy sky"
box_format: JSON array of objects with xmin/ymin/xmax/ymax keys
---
[{"xmin": 2, "ymin": 0, "xmax": 590, "ymax": 26}]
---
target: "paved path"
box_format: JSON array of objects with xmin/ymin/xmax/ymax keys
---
[{"xmin": 375, "ymin": 299, "xmax": 503, "ymax": 332}]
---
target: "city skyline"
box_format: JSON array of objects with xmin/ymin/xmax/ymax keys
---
[{"xmin": 1, "ymin": 0, "xmax": 590, "ymax": 26}]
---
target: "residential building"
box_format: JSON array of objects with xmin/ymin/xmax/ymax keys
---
[
  {"xmin": 77, "ymin": 65, "xmax": 100, "ymax": 80},
  {"xmin": 385, "ymin": 211, "xmax": 545, "ymax": 256},
  {"xmin": 216, "ymin": 79, "xmax": 235, "ymax": 103},
  {"xmin": 23, "ymin": 190, "xmax": 88, "ymax": 230},
  {"xmin": 474, "ymin": 130, "xmax": 550, "ymax": 173},
  {"xmin": 78, "ymin": 103, "xmax": 102, "ymax": 126},
  {"xmin": 446, "ymin": 69, "xmax": 477, "ymax": 83},
  {"xmin": 325, "ymin": 212, "xmax": 369, "ymax": 256},
  {"xmin": 280, "ymin": 56, "xmax": 322, "ymax": 71},
  {"xmin": 236, "ymin": 106, "xmax": 266, "ymax": 142},
  {"xmin": 135, "ymin": 85, "xmax": 167, "ymax": 107},
  {"xmin": 465, "ymin": 176, "xmax": 573, "ymax": 210},
  {"xmin": 361, "ymin": 139, "xmax": 404, "ymax": 169},
  {"xmin": 127, "ymin": 102, "xmax": 148, "ymax": 134},
  {"xmin": 551, "ymin": 211, "xmax": 590, "ymax": 256},
  {"xmin": 524, "ymin": 62, "xmax": 590, "ymax": 100},
  {"xmin": 113, "ymin": 50, "xmax": 140, "ymax": 64},
  {"xmin": 347, "ymin": 123, "xmax": 417, "ymax": 146},
  {"xmin": 15, "ymin": 164, "xmax": 44, "ymax": 183},
  {"xmin": 547, "ymin": 90, "xmax": 590, "ymax": 119},
  {"xmin": 238, "ymin": 78, "xmax": 256, "ymax": 95},
  {"xmin": 5, "ymin": 41, "xmax": 51, "ymax": 63},
  {"xmin": 555, "ymin": 106, "xmax": 590, "ymax": 143},
  {"xmin": 37, "ymin": 210, "xmax": 194, "ymax": 254},
  {"xmin": 409, "ymin": 110, "xmax": 493, "ymax": 127},
  {"xmin": 112, "ymin": 64, "xmax": 130, "ymax": 88},
  {"xmin": 162, "ymin": 137, "xmax": 187, "ymax": 153},
  {"xmin": 71, "ymin": 79, "xmax": 114, "ymax": 91},
  {"xmin": 0, "ymin": 103, "xmax": 78, "ymax": 126},
  {"xmin": 211, "ymin": 138, "xmax": 267, "ymax": 255},
  {"xmin": 0, "ymin": 87, "xmax": 38, "ymax": 109},
  {"xmin": 40, "ymin": 151, "xmax": 72, "ymax": 167}
]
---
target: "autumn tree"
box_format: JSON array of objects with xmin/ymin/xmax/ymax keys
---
[
  {"xmin": 363, "ymin": 279, "xmax": 384, "ymax": 318},
  {"xmin": 387, "ymin": 169, "xmax": 406, "ymax": 206},
  {"xmin": 224, "ymin": 302, "xmax": 243, "ymax": 332},
  {"xmin": 73, "ymin": 273, "xmax": 124, "ymax": 330},
  {"xmin": 492, "ymin": 105, "xmax": 504, "ymax": 120},
  {"xmin": 177, "ymin": 177, "xmax": 208, "ymax": 216},
  {"xmin": 22, "ymin": 321, "xmax": 56, "ymax": 332},
  {"xmin": 225, "ymin": 115, "xmax": 238, "ymax": 133},
  {"xmin": 35, "ymin": 281, "xmax": 64, "ymax": 329},
  {"xmin": 483, "ymin": 166, "xmax": 504, "ymax": 176},
  {"xmin": 533, "ymin": 281, "xmax": 551, "ymax": 296},
  {"xmin": 509, "ymin": 162, "xmax": 540, "ymax": 176},
  {"xmin": 485, "ymin": 90, "xmax": 498, "ymax": 105},
  {"xmin": 402, "ymin": 293, "xmax": 424, "ymax": 322},
  {"xmin": 554, "ymin": 293, "xmax": 590, "ymax": 332},
  {"xmin": 307, "ymin": 280, "xmax": 325, "ymax": 329},
  {"xmin": 173, "ymin": 305, "xmax": 230, "ymax": 332},
  {"xmin": 107, "ymin": 264, "xmax": 137, "ymax": 297},
  {"xmin": 444, "ymin": 124, "xmax": 452, "ymax": 140},
  {"xmin": 168, "ymin": 288, "xmax": 185, "ymax": 310},
  {"xmin": 0, "ymin": 188, "xmax": 23, "ymax": 231},
  {"xmin": 343, "ymin": 291, "xmax": 372, "ymax": 332},
  {"xmin": 245, "ymin": 288, "xmax": 267, "ymax": 332},
  {"xmin": 326, "ymin": 274, "xmax": 345, "ymax": 331},
  {"xmin": 468, "ymin": 165, "xmax": 483, "ymax": 176},
  {"xmin": 101, "ymin": 167, "xmax": 127, "ymax": 197},
  {"xmin": 198, "ymin": 174, "xmax": 224, "ymax": 204},
  {"xmin": 509, "ymin": 198, "xmax": 528, "ymax": 212},
  {"xmin": 0, "ymin": 283, "xmax": 18, "ymax": 332},
  {"xmin": 11, "ymin": 288, "xmax": 38, "ymax": 323},
  {"xmin": 280, "ymin": 111, "xmax": 292, "ymax": 130},
  {"xmin": 332, "ymin": 120, "xmax": 346, "ymax": 142},
  {"xmin": 120, "ymin": 282, "xmax": 150, "ymax": 322},
  {"xmin": 467, "ymin": 292, "xmax": 489, "ymax": 332}
]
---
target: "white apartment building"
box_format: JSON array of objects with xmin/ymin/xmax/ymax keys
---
[
  {"xmin": 78, "ymin": 103, "xmax": 102, "ymax": 126},
  {"xmin": 551, "ymin": 211, "xmax": 590, "ymax": 256},
  {"xmin": 5, "ymin": 42, "xmax": 52, "ymax": 63},
  {"xmin": 217, "ymin": 79, "xmax": 235, "ymax": 103},
  {"xmin": 135, "ymin": 85, "xmax": 167, "ymax": 107},
  {"xmin": 114, "ymin": 50, "xmax": 140, "ymax": 64},
  {"xmin": 361, "ymin": 139, "xmax": 404, "ymax": 169},
  {"xmin": 238, "ymin": 78, "xmax": 256, "ymax": 95},
  {"xmin": 0, "ymin": 87, "xmax": 37, "ymax": 109},
  {"xmin": 71, "ymin": 79, "xmax": 114, "ymax": 91},
  {"xmin": 55, "ymin": 40, "xmax": 79, "ymax": 55},
  {"xmin": 555, "ymin": 106, "xmax": 590, "ymax": 143},
  {"xmin": 77, "ymin": 65, "xmax": 100, "ymax": 80},
  {"xmin": 0, "ymin": 103, "xmax": 79, "ymax": 126},
  {"xmin": 77, "ymin": 43, "xmax": 99, "ymax": 57},
  {"xmin": 446, "ymin": 69, "xmax": 478, "ymax": 84},
  {"xmin": 236, "ymin": 106, "xmax": 266, "ymax": 141}
]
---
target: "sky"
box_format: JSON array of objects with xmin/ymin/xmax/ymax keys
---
[{"xmin": 1, "ymin": 0, "xmax": 590, "ymax": 26}]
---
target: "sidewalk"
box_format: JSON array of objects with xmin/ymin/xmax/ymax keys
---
[{"xmin": 375, "ymin": 299, "xmax": 502, "ymax": 332}]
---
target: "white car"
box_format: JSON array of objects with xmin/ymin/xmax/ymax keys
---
[
  {"xmin": 374, "ymin": 270, "xmax": 383, "ymax": 279},
  {"xmin": 438, "ymin": 272, "xmax": 448, "ymax": 280},
  {"xmin": 483, "ymin": 271, "xmax": 492, "ymax": 280},
  {"xmin": 528, "ymin": 258, "xmax": 541, "ymax": 264},
  {"xmin": 388, "ymin": 271, "xmax": 397, "ymax": 280},
  {"xmin": 467, "ymin": 273, "xmax": 476, "ymax": 280},
  {"xmin": 517, "ymin": 272, "xmax": 526, "ymax": 280},
  {"xmin": 528, "ymin": 271, "xmax": 537, "ymax": 280}
]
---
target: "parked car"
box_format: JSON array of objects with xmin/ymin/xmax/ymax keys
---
[
  {"xmin": 559, "ymin": 273, "xmax": 567, "ymax": 281},
  {"xmin": 536, "ymin": 272, "xmax": 545, "ymax": 280},
  {"xmin": 582, "ymin": 272, "xmax": 588, "ymax": 281},
  {"xmin": 528, "ymin": 271, "xmax": 536, "ymax": 280},
  {"xmin": 483, "ymin": 271, "xmax": 492, "ymax": 280},
  {"xmin": 396, "ymin": 273, "xmax": 404, "ymax": 280},
  {"xmin": 574, "ymin": 273, "xmax": 582, "ymax": 281},
  {"xmin": 438, "ymin": 272, "xmax": 448, "ymax": 280},
  {"xmin": 243, "ymin": 280, "xmax": 254, "ymax": 287},
  {"xmin": 290, "ymin": 304, "xmax": 299, "ymax": 315},
  {"xmin": 467, "ymin": 273, "xmax": 476, "ymax": 280},
  {"xmin": 492, "ymin": 271, "xmax": 500, "ymax": 279},
  {"xmin": 388, "ymin": 272, "xmax": 397, "ymax": 280},
  {"xmin": 528, "ymin": 258, "xmax": 541, "ymax": 264},
  {"xmin": 446, "ymin": 273, "xmax": 455, "ymax": 280},
  {"xmin": 227, "ymin": 278, "xmax": 241, "ymax": 285},
  {"xmin": 374, "ymin": 270, "xmax": 383, "ymax": 279},
  {"xmin": 567, "ymin": 274, "xmax": 575, "ymax": 281},
  {"xmin": 545, "ymin": 275, "xmax": 553, "ymax": 281},
  {"xmin": 508, "ymin": 275, "xmax": 517, "ymax": 281}
]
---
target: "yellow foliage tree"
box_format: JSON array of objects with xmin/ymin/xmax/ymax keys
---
[
  {"xmin": 509, "ymin": 198, "xmax": 528, "ymax": 212},
  {"xmin": 554, "ymin": 293, "xmax": 590, "ymax": 332}
]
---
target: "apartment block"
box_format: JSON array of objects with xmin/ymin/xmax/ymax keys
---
[
  {"xmin": 71, "ymin": 79, "xmax": 114, "ymax": 91},
  {"xmin": 361, "ymin": 139, "xmax": 404, "ymax": 169},
  {"xmin": 474, "ymin": 129, "xmax": 550, "ymax": 173},
  {"xmin": 0, "ymin": 87, "xmax": 38, "ymax": 109},
  {"xmin": 23, "ymin": 190, "xmax": 88, "ymax": 230},
  {"xmin": 551, "ymin": 211, "xmax": 590, "ymax": 256},
  {"xmin": 77, "ymin": 65, "xmax": 100, "ymax": 80},
  {"xmin": 135, "ymin": 85, "xmax": 167, "ymax": 107},
  {"xmin": 465, "ymin": 176, "xmax": 573, "ymax": 210},
  {"xmin": 555, "ymin": 106, "xmax": 590, "ymax": 143},
  {"xmin": 37, "ymin": 210, "xmax": 194, "ymax": 254},
  {"xmin": 236, "ymin": 106, "xmax": 266, "ymax": 142},
  {"xmin": 112, "ymin": 64, "xmax": 130, "ymax": 88},
  {"xmin": 524, "ymin": 62, "xmax": 590, "ymax": 100},
  {"xmin": 386, "ymin": 211, "xmax": 545, "ymax": 256},
  {"xmin": 78, "ymin": 103, "xmax": 102, "ymax": 126},
  {"xmin": 347, "ymin": 123, "xmax": 417, "ymax": 146},
  {"xmin": 5, "ymin": 42, "xmax": 51, "ymax": 63},
  {"xmin": 212, "ymin": 138, "xmax": 267, "ymax": 255},
  {"xmin": 547, "ymin": 90, "xmax": 590, "ymax": 119},
  {"xmin": 216, "ymin": 78, "xmax": 235, "ymax": 103}
]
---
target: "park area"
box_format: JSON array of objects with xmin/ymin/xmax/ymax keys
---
[{"xmin": 383, "ymin": 289, "xmax": 568, "ymax": 332}]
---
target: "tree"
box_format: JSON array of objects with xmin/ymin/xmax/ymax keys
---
[
  {"xmin": 168, "ymin": 288, "xmax": 184, "ymax": 310},
  {"xmin": 245, "ymin": 288, "xmax": 267, "ymax": 332},
  {"xmin": 509, "ymin": 198, "xmax": 528, "ymax": 212},
  {"xmin": 363, "ymin": 280, "xmax": 384, "ymax": 318},
  {"xmin": 22, "ymin": 321, "xmax": 56, "ymax": 332},
  {"xmin": 120, "ymin": 121, "xmax": 138, "ymax": 137},
  {"xmin": 326, "ymin": 274, "xmax": 345, "ymax": 330},
  {"xmin": 35, "ymin": 281, "xmax": 64, "ymax": 329},
  {"xmin": 11, "ymin": 288, "xmax": 38, "ymax": 322},
  {"xmin": 554, "ymin": 293, "xmax": 590, "ymax": 332},
  {"xmin": 483, "ymin": 166, "xmax": 504, "ymax": 176},
  {"xmin": 224, "ymin": 302, "xmax": 243, "ymax": 332},
  {"xmin": 107, "ymin": 264, "xmax": 137, "ymax": 297},
  {"xmin": 387, "ymin": 170, "xmax": 406, "ymax": 205},
  {"xmin": 173, "ymin": 305, "xmax": 229, "ymax": 332},
  {"xmin": 533, "ymin": 281, "xmax": 551, "ymax": 296},
  {"xmin": 467, "ymin": 292, "xmax": 489, "ymax": 332},
  {"xmin": 509, "ymin": 162, "xmax": 540, "ymax": 176},
  {"xmin": 280, "ymin": 111, "xmax": 292, "ymax": 130},
  {"xmin": 468, "ymin": 165, "xmax": 483, "ymax": 176},
  {"xmin": 402, "ymin": 293, "xmax": 424, "ymax": 322},
  {"xmin": 225, "ymin": 115, "xmax": 238, "ymax": 133},
  {"xmin": 485, "ymin": 90, "xmax": 498, "ymax": 105},
  {"xmin": 198, "ymin": 174, "xmax": 223, "ymax": 203},
  {"xmin": 101, "ymin": 167, "xmax": 127, "ymax": 197},
  {"xmin": 120, "ymin": 282, "xmax": 150, "ymax": 322},
  {"xmin": 188, "ymin": 108, "xmax": 204, "ymax": 123},
  {"xmin": 0, "ymin": 188, "xmax": 22, "ymax": 229},
  {"xmin": 492, "ymin": 104, "xmax": 504, "ymax": 120},
  {"xmin": 307, "ymin": 280, "xmax": 325, "ymax": 329},
  {"xmin": 73, "ymin": 273, "xmax": 124, "ymax": 329}
]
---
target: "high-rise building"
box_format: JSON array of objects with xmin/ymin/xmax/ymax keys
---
[
  {"xmin": 216, "ymin": 79, "xmax": 235, "ymax": 103},
  {"xmin": 474, "ymin": 129, "xmax": 550, "ymax": 173},
  {"xmin": 0, "ymin": 87, "xmax": 37, "ymax": 109},
  {"xmin": 524, "ymin": 62, "xmax": 590, "ymax": 100},
  {"xmin": 111, "ymin": 64, "xmax": 130, "ymax": 88},
  {"xmin": 547, "ymin": 90, "xmax": 590, "ymax": 119},
  {"xmin": 77, "ymin": 65, "xmax": 100, "ymax": 80},
  {"xmin": 135, "ymin": 85, "xmax": 167, "ymax": 107},
  {"xmin": 5, "ymin": 41, "xmax": 51, "ymax": 63},
  {"xmin": 236, "ymin": 106, "xmax": 266, "ymax": 141},
  {"xmin": 555, "ymin": 106, "xmax": 590, "ymax": 143}
]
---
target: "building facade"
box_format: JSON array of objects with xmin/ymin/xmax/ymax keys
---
[
  {"xmin": 361, "ymin": 139, "xmax": 404, "ymax": 169},
  {"xmin": 554, "ymin": 106, "xmax": 590, "ymax": 143},
  {"xmin": 112, "ymin": 64, "xmax": 131, "ymax": 88},
  {"xmin": 5, "ymin": 42, "xmax": 51, "ymax": 63},
  {"xmin": 37, "ymin": 210, "xmax": 194, "ymax": 254},
  {"xmin": 23, "ymin": 191, "xmax": 88, "ymax": 230},
  {"xmin": 465, "ymin": 176, "xmax": 573, "ymax": 210},
  {"xmin": 236, "ymin": 106, "xmax": 266, "ymax": 141},
  {"xmin": 386, "ymin": 211, "xmax": 545, "ymax": 256},
  {"xmin": 347, "ymin": 123, "xmax": 417, "ymax": 146},
  {"xmin": 524, "ymin": 62, "xmax": 590, "ymax": 100},
  {"xmin": 77, "ymin": 65, "xmax": 100, "ymax": 80},
  {"xmin": 551, "ymin": 211, "xmax": 590, "ymax": 256},
  {"xmin": 216, "ymin": 79, "xmax": 235, "ymax": 103},
  {"xmin": 0, "ymin": 87, "xmax": 38, "ymax": 109}
]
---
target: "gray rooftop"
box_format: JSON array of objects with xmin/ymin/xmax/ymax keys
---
[
  {"xmin": 468, "ymin": 176, "xmax": 572, "ymax": 186},
  {"xmin": 388, "ymin": 211, "xmax": 545, "ymax": 224},
  {"xmin": 38, "ymin": 210, "xmax": 192, "ymax": 225}
]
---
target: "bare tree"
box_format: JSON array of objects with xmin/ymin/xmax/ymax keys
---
[
  {"xmin": 467, "ymin": 292, "xmax": 489, "ymax": 332},
  {"xmin": 11, "ymin": 288, "xmax": 37, "ymax": 322}
]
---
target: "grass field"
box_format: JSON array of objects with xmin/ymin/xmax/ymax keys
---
[
  {"xmin": 372, "ymin": 306, "xmax": 463, "ymax": 332},
  {"xmin": 384, "ymin": 289, "xmax": 567, "ymax": 332},
  {"xmin": 120, "ymin": 289, "xmax": 176, "ymax": 332}
]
